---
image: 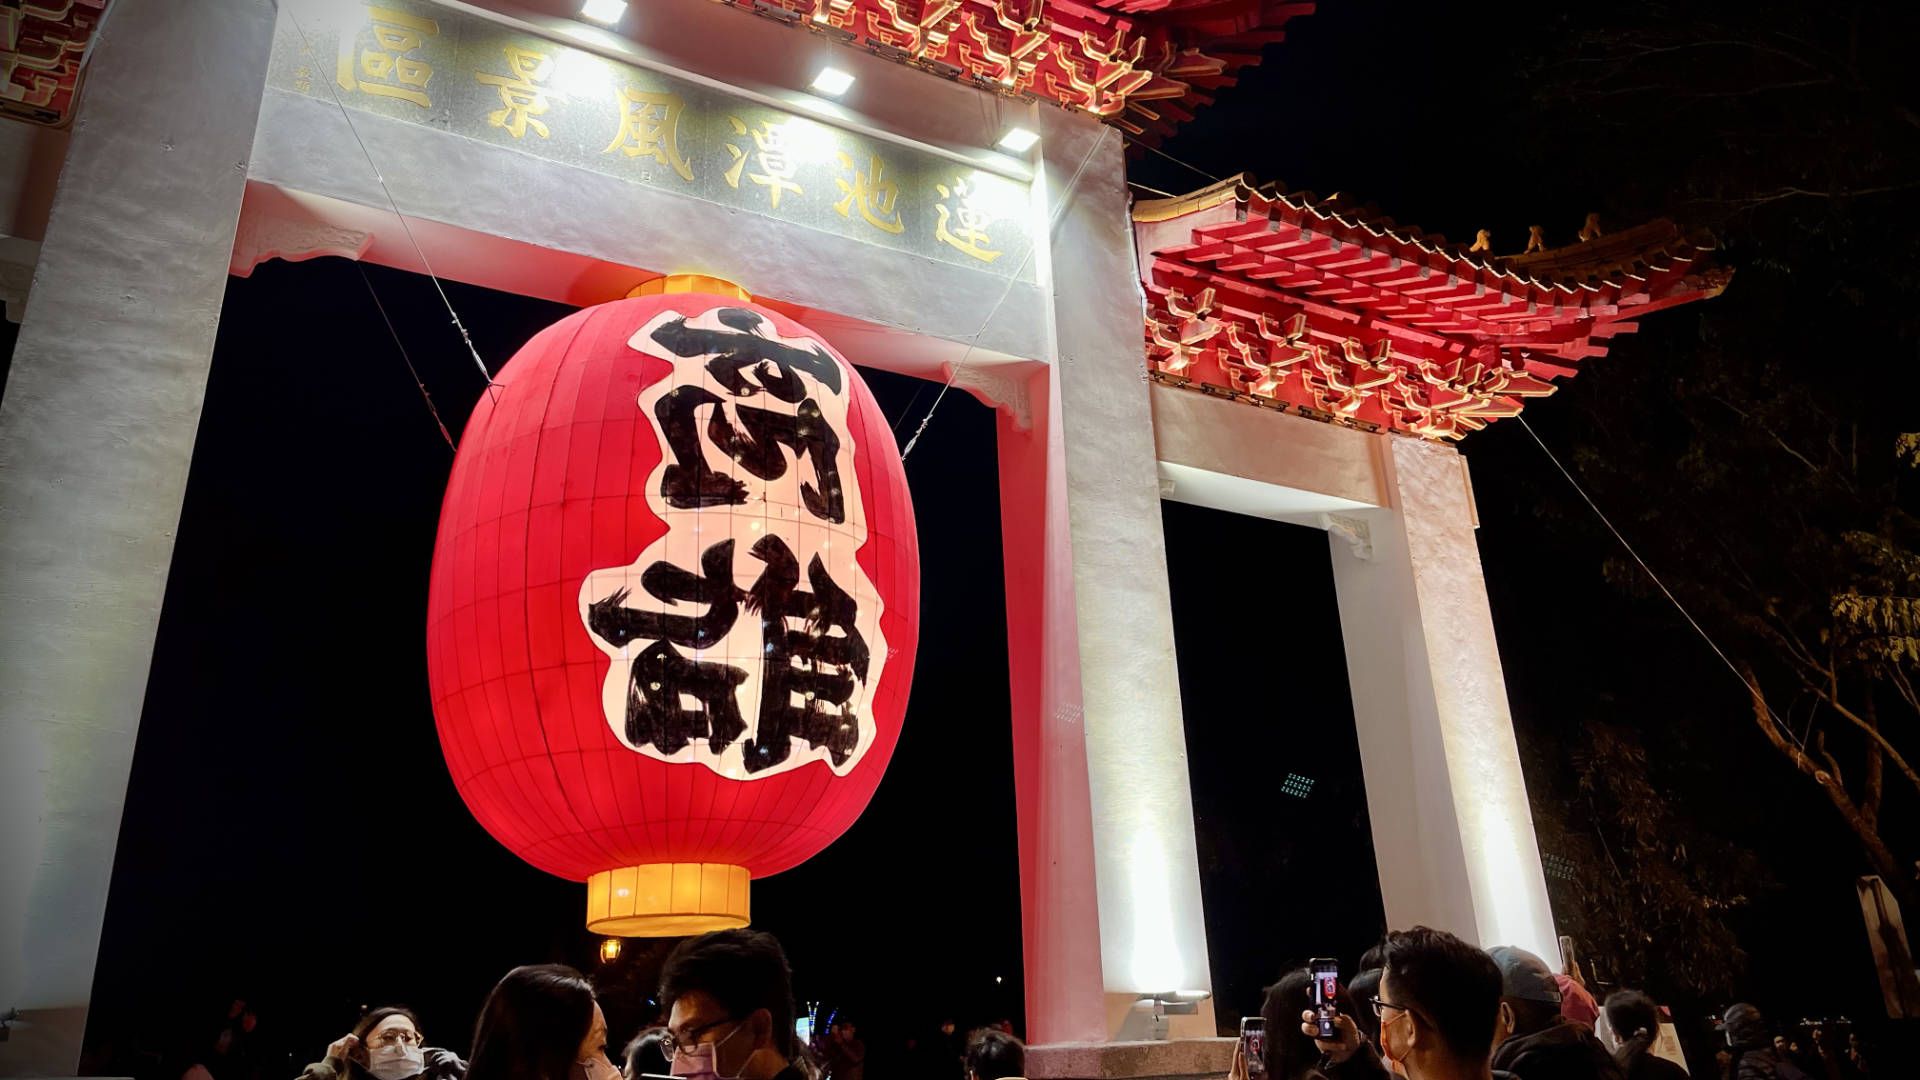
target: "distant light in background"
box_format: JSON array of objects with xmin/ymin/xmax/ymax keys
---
[
  {"xmin": 995, "ymin": 976, "xmax": 1003, "ymax": 984},
  {"xmin": 1281, "ymin": 773, "xmax": 1315, "ymax": 799},
  {"xmin": 1542, "ymin": 852, "xmax": 1576, "ymax": 882},
  {"xmin": 579, "ymin": 0, "xmax": 627, "ymax": 25},
  {"xmin": 810, "ymin": 67, "xmax": 855, "ymax": 97},
  {"xmin": 996, "ymin": 126, "xmax": 1039, "ymax": 153},
  {"xmin": 599, "ymin": 937, "xmax": 623, "ymax": 962}
]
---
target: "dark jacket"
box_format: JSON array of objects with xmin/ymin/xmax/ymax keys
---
[
  {"xmin": 1729, "ymin": 1048, "xmax": 1812, "ymax": 1080},
  {"xmin": 1321, "ymin": 1042, "xmax": 1521, "ymax": 1080},
  {"xmin": 297, "ymin": 1050, "xmax": 466, "ymax": 1080},
  {"xmin": 1616, "ymin": 1046, "xmax": 1688, "ymax": 1080},
  {"xmin": 1494, "ymin": 1019, "xmax": 1625, "ymax": 1080}
]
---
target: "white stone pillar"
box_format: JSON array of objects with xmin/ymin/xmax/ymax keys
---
[
  {"xmin": 0, "ymin": 1, "xmax": 273, "ymax": 1072},
  {"xmin": 1329, "ymin": 436, "xmax": 1559, "ymax": 962},
  {"xmin": 1003, "ymin": 105, "xmax": 1215, "ymax": 1045}
]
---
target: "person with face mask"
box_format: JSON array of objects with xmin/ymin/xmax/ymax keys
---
[
  {"xmin": 298, "ymin": 1007, "xmax": 467, "ymax": 1080},
  {"xmin": 1295, "ymin": 927, "xmax": 1506, "ymax": 1080},
  {"xmin": 467, "ymin": 965, "xmax": 622, "ymax": 1080},
  {"xmin": 657, "ymin": 929, "xmax": 803, "ymax": 1080},
  {"xmin": 1488, "ymin": 947, "xmax": 1623, "ymax": 1080}
]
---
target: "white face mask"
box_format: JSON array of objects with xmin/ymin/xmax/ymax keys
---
[
  {"xmin": 366, "ymin": 1043, "xmax": 425, "ymax": 1080},
  {"xmin": 670, "ymin": 1024, "xmax": 750, "ymax": 1080}
]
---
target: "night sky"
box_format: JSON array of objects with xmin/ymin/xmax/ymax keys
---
[{"xmin": 69, "ymin": 0, "xmax": 1905, "ymax": 1075}]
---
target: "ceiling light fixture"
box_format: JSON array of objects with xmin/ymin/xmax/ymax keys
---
[
  {"xmin": 579, "ymin": 0, "xmax": 627, "ymax": 26},
  {"xmin": 810, "ymin": 67, "xmax": 855, "ymax": 97},
  {"xmin": 996, "ymin": 126, "xmax": 1040, "ymax": 153}
]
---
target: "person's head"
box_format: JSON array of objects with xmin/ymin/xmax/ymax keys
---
[
  {"xmin": 1359, "ymin": 943, "xmax": 1389, "ymax": 974},
  {"xmin": 1348, "ymin": 969, "xmax": 1384, "ymax": 1045},
  {"xmin": 468, "ymin": 964, "xmax": 607, "ymax": 1080},
  {"xmin": 1376, "ymin": 927, "xmax": 1503, "ymax": 1077},
  {"xmin": 1487, "ymin": 947, "xmax": 1562, "ymax": 1040},
  {"xmin": 1601, "ymin": 991, "xmax": 1659, "ymax": 1061},
  {"xmin": 832, "ymin": 1021, "xmax": 855, "ymax": 1044},
  {"xmin": 940, "ymin": 1020, "xmax": 957, "ymax": 1037},
  {"xmin": 354, "ymin": 1008, "xmax": 427, "ymax": 1080},
  {"xmin": 1723, "ymin": 1004, "xmax": 1767, "ymax": 1050},
  {"xmin": 622, "ymin": 1029, "xmax": 668, "ymax": 1080},
  {"xmin": 1261, "ymin": 969, "xmax": 1354, "ymax": 1080},
  {"xmin": 965, "ymin": 1030, "xmax": 1024, "ymax": 1080},
  {"xmin": 658, "ymin": 929, "xmax": 796, "ymax": 1080}
]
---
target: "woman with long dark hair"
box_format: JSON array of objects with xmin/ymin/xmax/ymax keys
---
[
  {"xmin": 297, "ymin": 1006, "xmax": 465, "ymax": 1080},
  {"xmin": 1602, "ymin": 992, "xmax": 1686, "ymax": 1080},
  {"xmin": 467, "ymin": 966, "xmax": 620, "ymax": 1080}
]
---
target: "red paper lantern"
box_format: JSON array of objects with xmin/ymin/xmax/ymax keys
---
[{"xmin": 426, "ymin": 288, "xmax": 919, "ymax": 934}]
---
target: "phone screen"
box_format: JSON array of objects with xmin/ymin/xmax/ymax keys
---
[
  {"xmin": 1309, "ymin": 958, "xmax": 1340, "ymax": 1040},
  {"xmin": 1239, "ymin": 1017, "xmax": 1267, "ymax": 1078}
]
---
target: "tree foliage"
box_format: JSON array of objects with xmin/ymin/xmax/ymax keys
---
[{"xmin": 1515, "ymin": 0, "xmax": 1920, "ymax": 919}]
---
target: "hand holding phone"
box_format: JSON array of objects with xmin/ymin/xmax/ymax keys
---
[
  {"xmin": 1309, "ymin": 958, "xmax": 1340, "ymax": 1040},
  {"xmin": 1238, "ymin": 1017, "xmax": 1267, "ymax": 1079}
]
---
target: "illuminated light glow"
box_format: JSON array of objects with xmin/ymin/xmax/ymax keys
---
[
  {"xmin": 1280, "ymin": 772, "xmax": 1314, "ymax": 799},
  {"xmin": 548, "ymin": 47, "xmax": 614, "ymax": 99},
  {"xmin": 809, "ymin": 67, "xmax": 855, "ymax": 97},
  {"xmin": 996, "ymin": 126, "xmax": 1040, "ymax": 153},
  {"xmin": 1124, "ymin": 833, "xmax": 1185, "ymax": 992},
  {"xmin": 600, "ymin": 937, "xmax": 623, "ymax": 962},
  {"xmin": 579, "ymin": 0, "xmax": 627, "ymax": 25}
]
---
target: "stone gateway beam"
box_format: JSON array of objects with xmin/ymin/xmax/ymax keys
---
[{"xmin": 0, "ymin": 0, "xmax": 1720, "ymax": 1075}]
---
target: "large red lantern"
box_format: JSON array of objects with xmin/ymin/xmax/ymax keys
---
[{"xmin": 426, "ymin": 286, "xmax": 919, "ymax": 935}]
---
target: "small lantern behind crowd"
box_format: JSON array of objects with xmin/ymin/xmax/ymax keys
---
[{"xmin": 426, "ymin": 286, "xmax": 919, "ymax": 934}]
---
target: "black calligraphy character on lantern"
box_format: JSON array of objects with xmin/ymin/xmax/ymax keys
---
[
  {"xmin": 740, "ymin": 534, "xmax": 871, "ymax": 774},
  {"xmin": 585, "ymin": 539, "xmax": 749, "ymax": 755},
  {"xmin": 648, "ymin": 309, "xmax": 848, "ymax": 523}
]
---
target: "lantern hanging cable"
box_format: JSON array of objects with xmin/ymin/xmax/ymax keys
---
[
  {"xmin": 281, "ymin": 3, "xmax": 495, "ymax": 391},
  {"xmin": 357, "ymin": 263, "xmax": 457, "ymax": 451},
  {"xmin": 1516, "ymin": 415, "xmax": 1806, "ymax": 751},
  {"xmin": 1120, "ymin": 132, "xmax": 1223, "ymax": 185},
  {"xmin": 901, "ymin": 125, "xmax": 1113, "ymax": 459}
]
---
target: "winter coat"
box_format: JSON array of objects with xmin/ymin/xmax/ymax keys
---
[
  {"xmin": 297, "ymin": 1049, "xmax": 465, "ymax": 1080},
  {"xmin": 1493, "ymin": 1019, "xmax": 1626, "ymax": 1080}
]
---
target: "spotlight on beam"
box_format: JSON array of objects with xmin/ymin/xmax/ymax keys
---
[
  {"xmin": 810, "ymin": 67, "xmax": 855, "ymax": 97},
  {"xmin": 580, "ymin": 0, "xmax": 627, "ymax": 26},
  {"xmin": 997, "ymin": 126, "xmax": 1040, "ymax": 153}
]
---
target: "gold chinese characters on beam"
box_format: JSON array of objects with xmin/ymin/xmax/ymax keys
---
[{"xmin": 268, "ymin": 0, "xmax": 1035, "ymax": 279}]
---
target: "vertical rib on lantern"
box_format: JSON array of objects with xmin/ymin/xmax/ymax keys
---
[{"xmin": 426, "ymin": 293, "xmax": 919, "ymax": 934}]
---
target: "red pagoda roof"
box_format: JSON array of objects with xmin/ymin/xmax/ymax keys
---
[
  {"xmin": 725, "ymin": 0, "xmax": 1313, "ymax": 145},
  {"xmin": 1135, "ymin": 175, "xmax": 1729, "ymax": 440},
  {"xmin": 1, "ymin": 0, "xmax": 108, "ymax": 127}
]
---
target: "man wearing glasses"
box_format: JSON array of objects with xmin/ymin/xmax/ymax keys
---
[
  {"xmin": 658, "ymin": 930, "xmax": 805, "ymax": 1080},
  {"xmin": 1300, "ymin": 927, "xmax": 1507, "ymax": 1080}
]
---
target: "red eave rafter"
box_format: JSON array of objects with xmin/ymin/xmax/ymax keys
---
[
  {"xmin": 1134, "ymin": 175, "xmax": 1729, "ymax": 441},
  {"xmin": 712, "ymin": 0, "xmax": 1311, "ymax": 146}
]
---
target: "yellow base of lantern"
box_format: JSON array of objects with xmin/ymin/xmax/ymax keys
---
[
  {"xmin": 585, "ymin": 862, "xmax": 751, "ymax": 937},
  {"xmin": 627, "ymin": 274, "xmax": 750, "ymax": 301}
]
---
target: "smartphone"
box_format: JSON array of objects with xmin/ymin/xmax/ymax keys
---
[
  {"xmin": 1239, "ymin": 1017, "xmax": 1267, "ymax": 1078},
  {"xmin": 1309, "ymin": 957, "xmax": 1340, "ymax": 1040}
]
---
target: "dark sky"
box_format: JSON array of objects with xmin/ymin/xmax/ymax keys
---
[{"xmin": 74, "ymin": 0, "xmax": 1897, "ymax": 1075}]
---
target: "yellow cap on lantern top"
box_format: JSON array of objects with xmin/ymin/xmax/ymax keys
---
[
  {"xmin": 627, "ymin": 274, "xmax": 750, "ymax": 300},
  {"xmin": 585, "ymin": 862, "xmax": 751, "ymax": 936}
]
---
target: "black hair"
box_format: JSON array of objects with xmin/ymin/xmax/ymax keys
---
[
  {"xmin": 1347, "ymin": 969, "xmax": 1383, "ymax": 1045},
  {"xmin": 658, "ymin": 930, "xmax": 796, "ymax": 1058},
  {"xmin": 1382, "ymin": 927, "xmax": 1502, "ymax": 1065},
  {"xmin": 1358, "ymin": 942, "xmax": 1388, "ymax": 973},
  {"xmin": 354, "ymin": 1007, "xmax": 424, "ymax": 1045},
  {"xmin": 965, "ymin": 1030, "xmax": 1025, "ymax": 1080},
  {"xmin": 1260, "ymin": 969, "xmax": 1353, "ymax": 1080},
  {"xmin": 1603, "ymin": 991, "xmax": 1660, "ymax": 1069},
  {"xmin": 622, "ymin": 1028, "xmax": 669, "ymax": 1079},
  {"xmin": 467, "ymin": 964, "xmax": 597, "ymax": 1080}
]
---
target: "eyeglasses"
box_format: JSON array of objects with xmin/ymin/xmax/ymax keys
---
[
  {"xmin": 659, "ymin": 1019, "xmax": 738, "ymax": 1058},
  {"xmin": 1369, "ymin": 998, "xmax": 1414, "ymax": 1022},
  {"xmin": 368, "ymin": 1030, "xmax": 425, "ymax": 1048}
]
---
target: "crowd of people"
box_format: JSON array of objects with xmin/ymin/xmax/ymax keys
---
[
  {"xmin": 1234, "ymin": 929, "xmax": 1874, "ymax": 1080},
  {"xmin": 164, "ymin": 926, "xmax": 1875, "ymax": 1080}
]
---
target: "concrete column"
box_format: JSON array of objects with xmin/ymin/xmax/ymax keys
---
[
  {"xmin": 1000, "ymin": 106, "xmax": 1214, "ymax": 1046},
  {"xmin": 1329, "ymin": 435, "xmax": 1558, "ymax": 962},
  {"xmin": 0, "ymin": 1, "xmax": 274, "ymax": 1072}
]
